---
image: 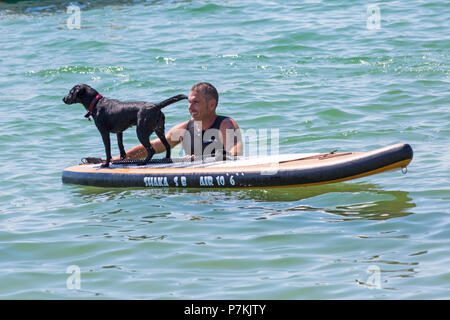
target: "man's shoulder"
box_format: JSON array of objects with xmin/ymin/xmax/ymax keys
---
[{"xmin": 219, "ymin": 116, "xmax": 239, "ymax": 129}]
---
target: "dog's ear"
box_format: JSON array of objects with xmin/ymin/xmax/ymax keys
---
[
  {"xmin": 72, "ymin": 84, "xmax": 88, "ymax": 99},
  {"xmin": 69, "ymin": 84, "xmax": 79, "ymax": 95},
  {"xmin": 75, "ymin": 84, "xmax": 85, "ymax": 93},
  {"xmin": 77, "ymin": 84, "xmax": 95, "ymax": 96}
]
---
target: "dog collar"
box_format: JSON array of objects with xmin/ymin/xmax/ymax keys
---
[{"xmin": 84, "ymin": 94, "xmax": 103, "ymax": 120}]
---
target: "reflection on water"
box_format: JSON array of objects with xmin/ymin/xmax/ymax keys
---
[
  {"xmin": 284, "ymin": 189, "xmax": 415, "ymax": 221},
  {"xmin": 70, "ymin": 181, "xmax": 416, "ymax": 221},
  {"xmin": 244, "ymin": 183, "xmax": 415, "ymax": 221}
]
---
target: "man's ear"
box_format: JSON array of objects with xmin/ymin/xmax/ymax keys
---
[{"xmin": 208, "ymin": 99, "xmax": 217, "ymax": 111}]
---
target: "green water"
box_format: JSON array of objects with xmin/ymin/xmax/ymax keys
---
[{"xmin": 0, "ymin": 0, "xmax": 449, "ymax": 299}]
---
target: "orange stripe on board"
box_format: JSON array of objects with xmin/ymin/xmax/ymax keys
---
[{"xmin": 244, "ymin": 159, "xmax": 412, "ymax": 189}]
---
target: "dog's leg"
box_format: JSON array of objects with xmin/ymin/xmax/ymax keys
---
[
  {"xmin": 140, "ymin": 142, "xmax": 155, "ymax": 165},
  {"xmin": 155, "ymin": 127, "xmax": 171, "ymax": 159},
  {"xmin": 155, "ymin": 115, "xmax": 170, "ymax": 158},
  {"xmin": 100, "ymin": 131, "xmax": 112, "ymax": 167},
  {"xmin": 117, "ymin": 132, "xmax": 126, "ymax": 160},
  {"xmin": 137, "ymin": 127, "xmax": 155, "ymax": 165}
]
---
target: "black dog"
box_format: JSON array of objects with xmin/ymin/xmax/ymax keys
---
[{"xmin": 63, "ymin": 84, "xmax": 187, "ymax": 167}]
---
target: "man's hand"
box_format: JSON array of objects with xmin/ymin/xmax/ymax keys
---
[
  {"xmin": 182, "ymin": 154, "xmax": 196, "ymax": 160},
  {"xmin": 81, "ymin": 157, "xmax": 104, "ymax": 164}
]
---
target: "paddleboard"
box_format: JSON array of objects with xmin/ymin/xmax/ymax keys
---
[{"xmin": 62, "ymin": 143, "xmax": 413, "ymax": 189}]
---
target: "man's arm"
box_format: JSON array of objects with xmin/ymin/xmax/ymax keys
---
[
  {"xmin": 219, "ymin": 117, "xmax": 243, "ymax": 157},
  {"xmin": 114, "ymin": 121, "xmax": 189, "ymax": 160}
]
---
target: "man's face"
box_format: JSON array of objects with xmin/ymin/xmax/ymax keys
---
[{"xmin": 188, "ymin": 89, "xmax": 214, "ymax": 121}]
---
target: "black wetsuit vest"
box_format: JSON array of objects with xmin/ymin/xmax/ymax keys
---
[{"xmin": 182, "ymin": 115, "xmax": 229, "ymax": 159}]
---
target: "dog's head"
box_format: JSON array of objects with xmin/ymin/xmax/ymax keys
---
[{"xmin": 63, "ymin": 84, "xmax": 97, "ymax": 105}]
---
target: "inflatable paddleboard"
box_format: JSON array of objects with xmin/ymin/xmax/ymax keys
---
[{"xmin": 62, "ymin": 143, "xmax": 413, "ymax": 189}]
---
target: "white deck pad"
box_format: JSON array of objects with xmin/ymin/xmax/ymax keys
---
[{"xmin": 89, "ymin": 153, "xmax": 321, "ymax": 170}]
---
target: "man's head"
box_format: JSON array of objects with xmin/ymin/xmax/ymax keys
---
[{"xmin": 188, "ymin": 82, "xmax": 219, "ymax": 121}]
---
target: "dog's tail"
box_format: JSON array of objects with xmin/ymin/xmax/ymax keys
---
[{"xmin": 155, "ymin": 94, "xmax": 188, "ymax": 109}]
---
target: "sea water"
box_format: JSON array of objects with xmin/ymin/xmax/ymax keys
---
[{"xmin": 0, "ymin": 0, "xmax": 449, "ymax": 299}]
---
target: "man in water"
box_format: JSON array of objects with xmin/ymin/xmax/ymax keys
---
[{"xmin": 119, "ymin": 82, "xmax": 242, "ymax": 160}]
